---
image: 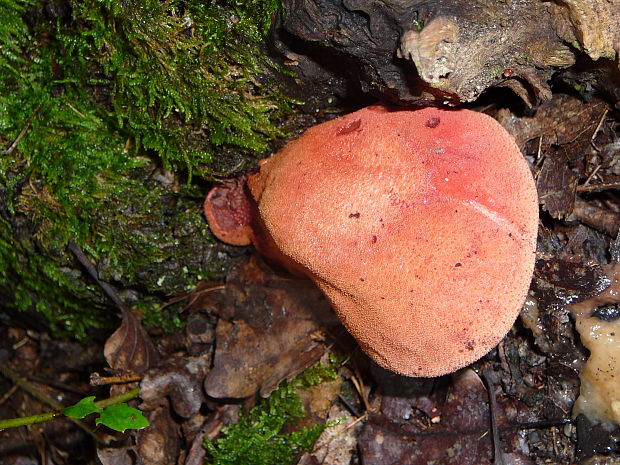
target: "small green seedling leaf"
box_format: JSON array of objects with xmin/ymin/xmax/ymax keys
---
[
  {"xmin": 63, "ymin": 397, "xmax": 103, "ymax": 419},
  {"xmin": 95, "ymin": 404, "xmax": 149, "ymax": 432}
]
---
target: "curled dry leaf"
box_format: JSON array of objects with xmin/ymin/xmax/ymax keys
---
[
  {"xmin": 569, "ymin": 198, "xmax": 620, "ymax": 237},
  {"xmin": 533, "ymin": 256, "xmax": 609, "ymax": 300},
  {"xmin": 497, "ymin": 94, "xmax": 607, "ymax": 148},
  {"xmin": 104, "ymin": 308, "xmax": 160, "ymax": 375}
]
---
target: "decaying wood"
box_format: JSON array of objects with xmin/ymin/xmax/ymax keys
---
[
  {"xmin": 549, "ymin": 0, "xmax": 620, "ymax": 62},
  {"xmin": 281, "ymin": 0, "xmax": 619, "ymax": 105}
]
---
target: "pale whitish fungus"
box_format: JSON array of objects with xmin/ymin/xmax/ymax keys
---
[
  {"xmin": 569, "ymin": 262, "xmax": 620, "ymax": 424},
  {"xmin": 205, "ymin": 105, "xmax": 539, "ymax": 377}
]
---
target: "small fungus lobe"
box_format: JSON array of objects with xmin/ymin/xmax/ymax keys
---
[{"xmin": 204, "ymin": 179, "xmax": 253, "ymax": 246}]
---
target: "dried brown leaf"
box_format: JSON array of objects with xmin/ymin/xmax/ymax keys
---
[
  {"xmin": 204, "ymin": 318, "xmax": 325, "ymax": 399},
  {"xmin": 569, "ymin": 198, "xmax": 620, "ymax": 237},
  {"xmin": 534, "ymin": 256, "xmax": 607, "ymax": 299},
  {"xmin": 104, "ymin": 308, "xmax": 160, "ymax": 375},
  {"xmin": 498, "ymin": 94, "xmax": 607, "ymax": 148},
  {"xmin": 537, "ymin": 151, "xmax": 578, "ymax": 219},
  {"xmin": 203, "ymin": 257, "xmax": 338, "ymax": 399},
  {"xmin": 298, "ymin": 405, "xmax": 357, "ymax": 465}
]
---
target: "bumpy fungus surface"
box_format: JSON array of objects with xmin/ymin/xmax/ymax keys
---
[{"xmin": 206, "ymin": 105, "xmax": 539, "ymax": 377}]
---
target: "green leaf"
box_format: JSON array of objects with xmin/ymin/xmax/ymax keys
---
[
  {"xmin": 63, "ymin": 396, "xmax": 103, "ymax": 419},
  {"xmin": 95, "ymin": 404, "xmax": 150, "ymax": 432}
]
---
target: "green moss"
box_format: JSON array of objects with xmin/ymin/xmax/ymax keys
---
[
  {"xmin": 204, "ymin": 361, "xmax": 339, "ymax": 465},
  {"xmin": 62, "ymin": 0, "xmax": 290, "ymax": 176},
  {"xmin": 0, "ymin": 0, "xmax": 31, "ymax": 72},
  {"xmin": 138, "ymin": 301, "xmax": 183, "ymax": 333},
  {"xmin": 0, "ymin": 0, "xmax": 293, "ymax": 338},
  {"xmin": 295, "ymin": 352, "xmax": 343, "ymax": 388}
]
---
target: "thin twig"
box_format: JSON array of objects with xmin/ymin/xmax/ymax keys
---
[
  {"xmin": 2, "ymin": 105, "xmax": 40, "ymax": 155},
  {"xmin": 577, "ymin": 181, "xmax": 620, "ymax": 192},
  {"xmin": 1, "ymin": 363, "xmax": 67, "ymax": 411},
  {"xmin": 0, "ymin": 385, "xmax": 18, "ymax": 406},
  {"xmin": 510, "ymin": 418, "xmax": 572, "ymax": 429},
  {"xmin": 65, "ymin": 102, "xmax": 87, "ymax": 118},
  {"xmin": 535, "ymin": 135, "xmax": 545, "ymax": 167},
  {"xmin": 348, "ymin": 370, "xmax": 371, "ymax": 413},
  {"xmin": 68, "ymin": 241, "xmax": 128, "ymax": 313},
  {"xmin": 26, "ymin": 375, "xmax": 87, "ymax": 397},
  {"xmin": 581, "ymin": 164, "xmax": 602, "ymax": 187},
  {"xmin": 482, "ymin": 372, "xmax": 505, "ymax": 465},
  {"xmin": 337, "ymin": 394, "xmax": 361, "ymax": 418},
  {"xmin": 90, "ymin": 372, "xmax": 141, "ymax": 386},
  {"xmin": 590, "ymin": 108, "xmax": 609, "ymax": 151}
]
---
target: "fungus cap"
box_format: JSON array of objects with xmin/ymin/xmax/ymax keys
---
[{"xmin": 208, "ymin": 105, "xmax": 539, "ymax": 377}]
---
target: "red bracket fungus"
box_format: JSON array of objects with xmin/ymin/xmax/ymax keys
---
[{"xmin": 204, "ymin": 105, "xmax": 538, "ymax": 377}]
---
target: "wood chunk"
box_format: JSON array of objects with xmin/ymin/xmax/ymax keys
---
[{"xmin": 282, "ymin": 0, "xmax": 576, "ymax": 104}]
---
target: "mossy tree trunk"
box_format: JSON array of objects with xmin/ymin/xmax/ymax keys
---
[{"xmin": 0, "ymin": 0, "xmax": 293, "ymax": 338}]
